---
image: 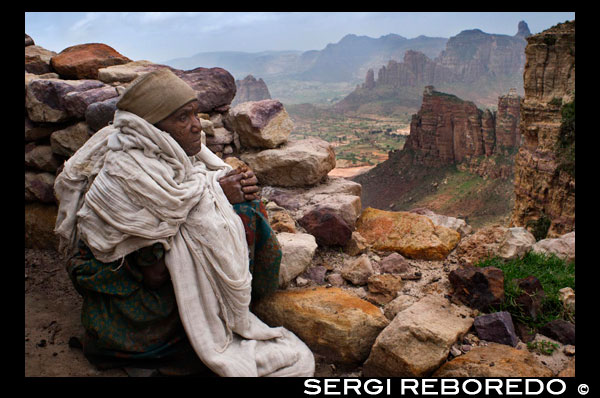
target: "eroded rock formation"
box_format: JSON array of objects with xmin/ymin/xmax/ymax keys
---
[
  {"xmin": 509, "ymin": 21, "xmax": 575, "ymax": 237},
  {"xmin": 403, "ymin": 86, "xmax": 521, "ymax": 167},
  {"xmin": 232, "ymin": 75, "xmax": 272, "ymax": 106}
]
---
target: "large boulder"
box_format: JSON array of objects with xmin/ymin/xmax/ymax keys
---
[
  {"xmin": 356, "ymin": 207, "xmax": 461, "ymax": 260},
  {"xmin": 262, "ymin": 177, "xmax": 362, "ymax": 230},
  {"xmin": 50, "ymin": 43, "xmax": 132, "ymax": 79},
  {"xmin": 456, "ymin": 225, "xmax": 508, "ymax": 266},
  {"xmin": 62, "ymin": 85, "xmax": 120, "ymax": 119},
  {"xmin": 433, "ymin": 342, "xmax": 553, "ymax": 377},
  {"xmin": 26, "ymin": 78, "xmax": 105, "ymax": 123},
  {"xmin": 50, "ymin": 122, "xmax": 93, "ymax": 157},
  {"xmin": 252, "ymin": 287, "xmax": 389, "ymax": 365},
  {"xmin": 177, "ymin": 67, "xmax": 237, "ymax": 113},
  {"xmin": 410, "ymin": 208, "xmax": 473, "ymax": 237},
  {"xmin": 97, "ymin": 60, "xmax": 158, "ymax": 83},
  {"xmin": 85, "ymin": 96, "xmax": 120, "ymax": 132},
  {"xmin": 241, "ymin": 138, "xmax": 336, "ymax": 187},
  {"xmin": 25, "ymin": 144, "xmax": 63, "ymax": 173},
  {"xmin": 497, "ymin": 227, "xmax": 536, "ymax": 260},
  {"xmin": 276, "ymin": 232, "xmax": 318, "ymax": 286},
  {"xmin": 298, "ymin": 206, "xmax": 353, "ymax": 247},
  {"xmin": 532, "ymin": 231, "xmax": 575, "ymax": 263},
  {"xmin": 25, "ymin": 45, "xmax": 57, "ymax": 75},
  {"xmin": 225, "ymin": 99, "xmax": 293, "ymax": 149},
  {"xmin": 362, "ymin": 294, "xmax": 473, "ymax": 377}
]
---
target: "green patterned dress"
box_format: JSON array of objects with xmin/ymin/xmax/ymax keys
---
[{"xmin": 67, "ymin": 200, "xmax": 282, "ymax": 362}]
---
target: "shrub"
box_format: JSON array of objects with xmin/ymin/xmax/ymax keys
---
[{"xmin": 475, "ymin": 251, "xmax": 575, "ymax": 329}]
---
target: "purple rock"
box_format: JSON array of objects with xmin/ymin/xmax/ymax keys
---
[
  {"xmin": 298, "ymin": 206, "xmax": 352, "ymax": 247},
  {"xmin": 474, "ymin": 311, "xmax": 519, "ymax": 347},
  {"xmin": 539, "ymin": 320, "xmax": 575, "ymax": 346}
]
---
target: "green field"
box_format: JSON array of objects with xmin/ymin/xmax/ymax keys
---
[{"xmin": 286, "ymin": 103, "xmax": 411, "ymax": 167}]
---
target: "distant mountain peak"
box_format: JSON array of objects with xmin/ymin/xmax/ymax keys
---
[{"xmin": 516, "ymin": 21, "xmax": 531, "ymax": 38}]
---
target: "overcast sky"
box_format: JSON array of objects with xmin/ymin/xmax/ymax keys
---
[{"xmin": 25, "ymin": 12, "xmax": 575, "ymax": 63}]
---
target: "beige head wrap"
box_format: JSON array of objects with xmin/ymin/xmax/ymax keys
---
[{"xmin": 116, "ymin": 68, "xmax": 198, "ymax": 124}]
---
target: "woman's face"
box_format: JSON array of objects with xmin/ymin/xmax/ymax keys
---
[{"xmin": 156, "ymin": 100, "xmax": 203, "ymax": 156}]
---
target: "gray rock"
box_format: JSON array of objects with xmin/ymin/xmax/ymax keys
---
[
  {"xmin": 379, "ymin": 252, "xmax": 410, "ymax": 274},
  {"xmin": 50, "ymin": 122, "xmax": 93, "ymax": 157},
  {"xmin": 85, "ymin": 96, "xmax": 120, "ymax": 132},
  {"xmin": 226, "ymin": 99, "xmax": 292, "ymax": 149},
  {"xmin": 25, "ymin": 144, "xmax": 63, "ymax": 173},
  {"xmin": 363, "ymin": 294, "xmax": 473, "ymax": 377},
  {"xmin": 532, "ymin": 231, "xmax": 575, "ymax": 263},
  {"xmin": 276, "ymin": 232, "xmax": 318, "ymax": 286},
  {"xmin": 241, "ymin": 137, "xmax": 335, "ymax": 187},
  {"xmin": 63, "ymin": 85, "xmax": 119, "ymax": 119},
  {"xmin": 26, "ymin": 78, "xmax": 105, "ymax": 123},
  {"xmin": 341, "ymin": 255, "xmax": 374, "ymax": 286},
  {"xmin": 473, "ymin": 311, "xmax": 519, "ymax": 347},
  {"xmin": 25, "ymin": 171, "xmax": 56, "ymax": 203},
  {"xmin": 539, "ymin": 320, "xmax": 575, "ymax": 346}
]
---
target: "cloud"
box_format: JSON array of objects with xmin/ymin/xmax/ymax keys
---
[
  {"xmin": 69, "ymin": 12, "xmax": 101, "ymax": 32},
  {"xmin": 138, "ymin": 12, "xmax": 201, "ymax": 24}
]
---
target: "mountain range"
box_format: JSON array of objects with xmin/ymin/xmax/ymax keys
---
[
  {"xmin": 164, "ymin": 21, "xmax": 530, "ymax": 109},
  {"xmin": 164, "ymin": 34, "xmax": 448, "ymax": 83}
]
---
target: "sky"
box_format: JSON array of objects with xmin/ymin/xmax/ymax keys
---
[{"xmin": 25, "ymin": 12, "xmax": 575, "ymax": 63}]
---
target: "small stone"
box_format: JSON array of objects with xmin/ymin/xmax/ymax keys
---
[
  {"xmin": 451, "ymin": 346, "xmax": 462, "ymax": 357},
  {"xmin": 563, "ymin": 345, "xmax": 575, "ymax": 356},
  {"xmin": 296, "ymin": 276, "xmax": 309, "ymax": 287}
]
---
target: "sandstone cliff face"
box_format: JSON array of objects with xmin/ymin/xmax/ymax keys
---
[
  {"xmin": 337, "ymin": 22, "xmax": 529, "ymax": 113},
  {"xmin": 372, "ymin": 50, "xmax": 457, "ymax": 89},
  {"xmin": 434, "ymin": 27, "xmax": 527, "ymax": 83},
  {"xmin": 403, "ymin": 86, "xmax": 521, "ymax": 167},
  {"xmin": 232, "ymin": 75, "xmax": 271, "ymax": 106},
  {"xmin": 510, "ymin": 21, "xmax": 575, "ymax": 238}
]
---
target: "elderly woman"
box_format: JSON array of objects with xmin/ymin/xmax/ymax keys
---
[{"xmin": 54, "ymin": 68, "xmax": 314, "ymax": 376}]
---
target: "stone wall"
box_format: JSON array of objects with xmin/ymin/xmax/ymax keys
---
[
  {"xmin": 24, "ymin": 35, "xmax": 350, "ymax": 252},
  {"xmin": 509, "ymin": 21, "xmax": 575, "ymax": 237}
]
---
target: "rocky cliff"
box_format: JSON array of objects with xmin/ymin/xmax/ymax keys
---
[
  {"xmin": 336, "ymin": 22, "xmax": 529, "ymax": 113},
  {"xmin": 434, "ymin": 25, "xmax": 528, "ymax": 83},
  {"xmin": 404, "ymin": 86, "xmax": 520, "ymax": 166},
  {"xmin": 509, "ymin": 21, "xmax": 575, "ymax": 238},
  {"xmin": 231, "ymin": 75, "xmax": 272, "ymax": 106}
]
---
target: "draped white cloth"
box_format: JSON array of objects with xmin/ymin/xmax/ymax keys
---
[{"xmin": 54, "ymin": 110, "xmax": 315, "ymax": 377}]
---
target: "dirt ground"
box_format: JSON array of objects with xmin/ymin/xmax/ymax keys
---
[
  {"xmin": 24, "ymin": 248, "xmax": 355, "ymax": 378},
  {"xmin": 25, "ymin": 248, "xmax": 128, "ymax": 377}
]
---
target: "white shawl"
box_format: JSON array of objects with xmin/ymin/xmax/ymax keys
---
[{"xmin": 54, "ymin": 110, "xmax": 315, "ymax": 377}]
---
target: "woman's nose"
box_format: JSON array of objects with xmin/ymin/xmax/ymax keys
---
[{"xmin": 191, "ymin": 115, "xmax": 202, "ymax": 131}]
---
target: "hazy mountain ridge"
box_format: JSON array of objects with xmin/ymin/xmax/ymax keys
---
[{"xmin": 163, "ymin": 33, "xmax": 448, "ymax": 83}]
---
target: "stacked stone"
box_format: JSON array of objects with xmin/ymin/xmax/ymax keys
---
[
  {"xmin": 224, "ymin": 98, "xmax": 367, "ymax": 287},
  {"xmin": 25, "ymin": 34, "xmax": 237, "ymax": 250},
  {"xmin": 25, "ymin": 36, "xmax": 128, "ymax": 250}
]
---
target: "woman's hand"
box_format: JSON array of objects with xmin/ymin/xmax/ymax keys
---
[{"xmin": 219, "ymin": 167, "xmax": 260, "ymax": 204}]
